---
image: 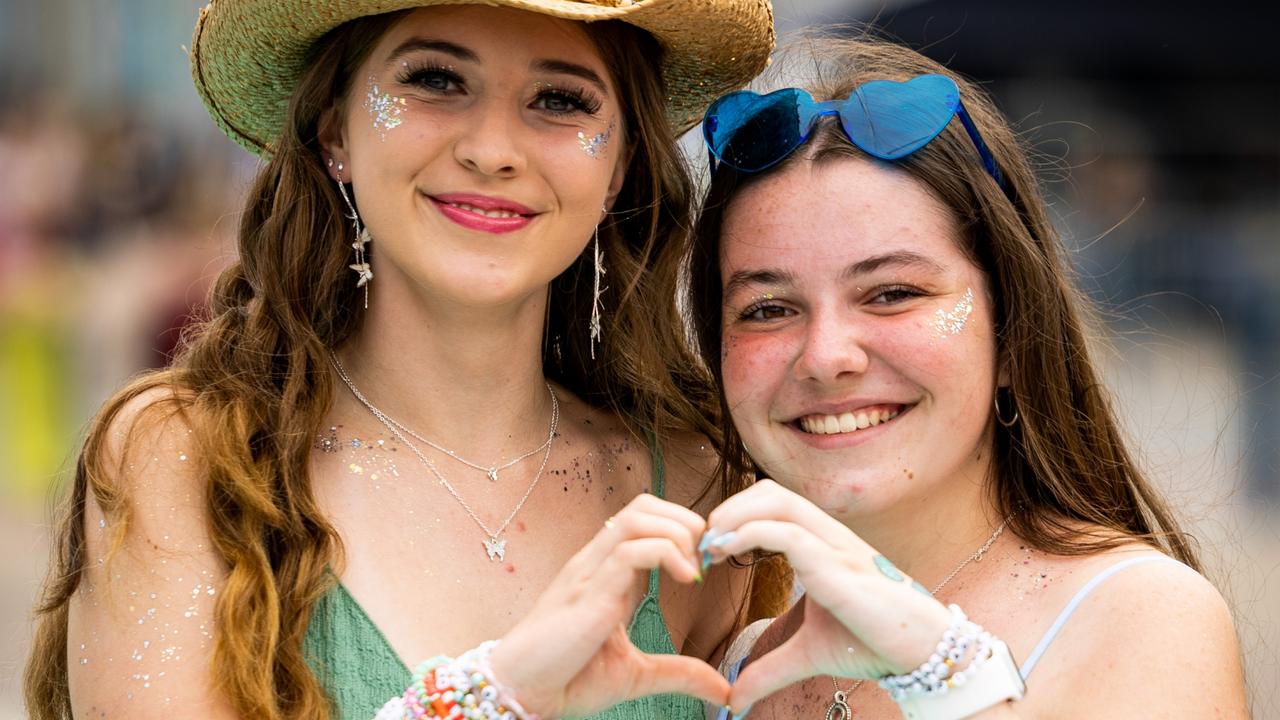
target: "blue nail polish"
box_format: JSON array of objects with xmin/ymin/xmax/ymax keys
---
[
  {"xmin": 700, "ymin": 549, "xmax": 713, "ymax": 575},
  {"xmin": 698, "ymin": 529, "xmax": 719, "ymax": 553},
  {"xmin": 710, "ymin": 531, "xmax": 737, "ymax": 548}
]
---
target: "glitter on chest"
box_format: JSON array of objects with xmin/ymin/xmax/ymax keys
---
[
  {"xmin": 315, "ymin": 426, "xmax": 402, "ymax": 486},
  {"xmin": 931, "ymin": 287, "xmax": 975, "ymax": 337}
]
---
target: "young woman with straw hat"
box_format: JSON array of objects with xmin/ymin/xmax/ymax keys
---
[{"xmin": 24, "ymin": 2, "xmax": 780, "ymax": 719}]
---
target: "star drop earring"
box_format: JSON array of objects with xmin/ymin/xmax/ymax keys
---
[
  {"xmin": 330, "ymin": 158, "xmax": 372, "ymax": 308},
  {"xmin": 589, "ymin": 204, "xmax": 608, "ymax": 359}
]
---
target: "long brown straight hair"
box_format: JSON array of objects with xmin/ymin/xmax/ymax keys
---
[
  {"xmin": 25, "ymin": 13, "xmax": 754, "ymax": 719},
  {"xmin": 686, "ymin": 37, "xmax": 1201, "ymax": 569}
]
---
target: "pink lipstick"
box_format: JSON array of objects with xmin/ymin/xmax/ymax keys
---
[{"xmin": 429, "ymin": 193, "xmax": 537, "ymax": 234}]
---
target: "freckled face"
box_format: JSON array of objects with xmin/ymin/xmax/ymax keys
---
[
  {"xmin": 718, "ymin": 158, "xmax": 999, "ymax": 518},
  {"xmin": 332, "ymin": 5, "xmax": 626, "ymax": 308}
]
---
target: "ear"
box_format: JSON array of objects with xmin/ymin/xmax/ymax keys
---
[
  {"xmin": 317, "ymin": 104, "xmax": 350, "ymax": 181},
  {"xmin": 604, "ymin": 142, "xmax": 634, "ymax": 212},
  {"xmin": 996, "ymin": 356, "xmax": 1011, "ymax": 389}
]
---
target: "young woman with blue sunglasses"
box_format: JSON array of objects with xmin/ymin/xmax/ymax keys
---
[{"xmin": 685, "ymin": 38, "xmax": 1248, "ymax": 719}]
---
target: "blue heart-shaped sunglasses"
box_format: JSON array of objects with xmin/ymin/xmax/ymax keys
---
[{"xmin": 702, "ymin": 74, "xmax": 1005, "ymax": 190}]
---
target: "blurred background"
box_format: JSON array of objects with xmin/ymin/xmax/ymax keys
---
[{"xmin": 0, "ymin": 0, "xmax": 1275, "ymax": 717}]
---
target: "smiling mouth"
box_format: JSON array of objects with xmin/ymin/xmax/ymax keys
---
[
  {"xmin": 439, "ymin": 200, "xmax": 527, "ymax": 220},
  {"xmin": 795, "ymin": 405, "xmax": 908, "ymax": 435}
]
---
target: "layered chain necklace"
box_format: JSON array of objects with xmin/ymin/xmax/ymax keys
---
[
  {"xmin": 330, "ymin": 353, "xmax": 558, "ymax": 562},
  {"xmin": 824, "ymin": 516, "xmax": 1011, "ymax": 720}
]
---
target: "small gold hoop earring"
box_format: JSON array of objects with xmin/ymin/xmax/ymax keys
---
[{"xmin": 994, "ymin": 390, "xmax": 1019, "ymax": 427}]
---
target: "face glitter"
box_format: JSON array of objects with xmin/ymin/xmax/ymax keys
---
[
  {"xmin": 363, "ymin": 76, "xmax": 408, "ymax": 141},
  {"xmin": 931, "ymin": 287, "xmax": 974, "ymax": 337},
  {"xmin": 577, "ymin": 118, "xmax": 616, "ymax": 159}
]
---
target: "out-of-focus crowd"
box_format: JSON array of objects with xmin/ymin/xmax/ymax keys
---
[{"xmin": 0, "ymin": 82, "xmax": 242, "ymax": 507}]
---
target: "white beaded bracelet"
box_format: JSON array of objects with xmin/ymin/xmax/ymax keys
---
[
  {"xmin": 880, "ymin": 604, "xmax": 986, "ymax": 699},
  {"xmin": 895, "ymin": 639, "xmax": 1025, "ymax": 720}
]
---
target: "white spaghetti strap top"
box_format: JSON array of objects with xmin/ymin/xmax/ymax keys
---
[
  {"xmin": 1019, "ymin": 554, "xmax": 1184, "ymax": 679},
  {"xmin": 708, "ymin": 554, "xmax": 1186, "ymax": 719}
]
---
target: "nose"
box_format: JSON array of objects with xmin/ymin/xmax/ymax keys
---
[
  {"xmin": 792, "ymin": 308, "xmax": 870, "ymax": 383},
  {"xmin": 453, "ymin": 99, "xmax": 527, "ymax": 178}
]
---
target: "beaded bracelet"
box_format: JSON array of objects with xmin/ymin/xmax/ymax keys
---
[
  {"xmin": 878, "ymin": 604, "xmax": 991, "ymax": 700},
  {"xmin": 373, "ymin": 641, "xmax": 540, "ymax": 720}
]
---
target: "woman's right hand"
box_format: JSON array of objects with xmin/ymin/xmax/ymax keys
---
[{"xmin": 486, "ymin": 493, "xmax": 730, "ymax": 718}]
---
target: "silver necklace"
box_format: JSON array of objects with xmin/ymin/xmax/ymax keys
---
[
  {"xmin": 824, "ymin": 516, "xmax": 1011, "ymax": 720},
  {"xmin": 330, "ymin": 354, "xmax": 559, "ymax": 562},
  {"xmin": 339, "ymin": 361, "xmax": 556, "ymax": 482}
]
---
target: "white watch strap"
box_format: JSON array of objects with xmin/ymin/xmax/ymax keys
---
[{"xmin": 896, "ymin": 640, "xmax": 1026, "ymax": 720}]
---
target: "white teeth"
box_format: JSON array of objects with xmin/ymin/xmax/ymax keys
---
[
  {"xmin": 800, "ymin": 408, "xmax": 902, "ymax": 435},
  {"xmin": 449, "ymin": 202, "xmax": 521, "ymax": 219}
]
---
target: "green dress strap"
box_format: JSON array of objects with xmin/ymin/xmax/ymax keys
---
[
  {"xmin": 303, "ymin": 431, "xmax": 703, "ymax": 719},
  {"xmin": 596, "ymin": 431, "xmax": 703, "ymax": 719}
]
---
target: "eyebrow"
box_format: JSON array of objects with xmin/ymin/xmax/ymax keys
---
[
  {"xmin": 723, "ymin": 269, "xmax": 797, "ymax": 297},
  {"xmin": 532, "ymin": 59, "xmax": 608, "ymax": 94},
  {"xmin": 386, "ymin": 38, "xmax": 480, "ymax": 66},
  {"xmin": 840, "ymin": 250, "xmax": 946, "ymax": 279},
  {"xmin": 384, "ymin": 38, "xmax": 608, "ymax": 94},
  {"xmin": 723, "ymin": 250, "xmax": 947, "ymax": 297}
]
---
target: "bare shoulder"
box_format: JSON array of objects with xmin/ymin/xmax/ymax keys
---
[
  {"xmin": 1019, "ymin": 543, "xmax": 1247, "ymax": 718},
  {"xmin": 99, "ymin": 383, "xmax": 205, "ymax": 495},
  {"xmin": 1065, "ymin": 546, "xmax": 1236, "ymax": 653},
  {"xmin": 68, "ymin": 384, "xmax": 236, "ymax": 717}
]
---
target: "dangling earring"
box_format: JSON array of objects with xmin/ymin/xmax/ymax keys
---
[
  {"xmin": 588, "ymin": 205, "xmax": 608, "ymax": 360},
  {"xmin": 994, "ymin": 388, "xmax": 1020, "ymax": 427},
  {"xmin": 333, "ymin": 160, "xmax": 373, "ymax": 308}
]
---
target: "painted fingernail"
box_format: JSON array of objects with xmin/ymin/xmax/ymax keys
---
[
  {"xmin": 700, "ymin": 549, "xmax": 713, "ymax": 576},
  {"xmin": 698, "ymin": 529, "xmax": 719, "ymax": 554},
  {"xmin": 710, "ymin": 531, "xmax": 737, "ymax": 548},
  {"xmin": 731, "ymin": 705, "xmax": 752, "ymax": 719}
]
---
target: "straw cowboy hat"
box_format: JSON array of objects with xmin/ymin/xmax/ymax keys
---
[{"xmin": 190, "ymin": 0, "xmax": 776, "ymax": 155}]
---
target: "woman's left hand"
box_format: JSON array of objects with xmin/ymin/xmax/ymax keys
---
[
  {"xmin": 486, "ymin": 493, "xmax": 730, "ymax": 718},
  {"xmin": 703, "ymin": 480, "xmax": 954, "ymax": 714}
]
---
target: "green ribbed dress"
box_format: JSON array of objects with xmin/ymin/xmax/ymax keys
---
[{"xmin": 303, "ymin": 443, "xmax": 704, "ymax": 720}]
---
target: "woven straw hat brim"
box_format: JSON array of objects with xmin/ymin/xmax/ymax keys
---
[{"xmin": 191, "ymin": 0, "xmax": 775, "ymax": 156}]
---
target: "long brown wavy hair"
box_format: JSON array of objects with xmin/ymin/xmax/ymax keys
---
[
  {"xmin": 686, "ymin": 37, "xmax": 1201, "ymax": 569},
  {"xmin": 25, "ymin": 12, "xmax": 753, "ymax": 719}
]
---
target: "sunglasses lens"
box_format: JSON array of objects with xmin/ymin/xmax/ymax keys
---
[
  {"xmin": 838, "ymin": 74, "xmax": 961, "ymax": 160},
  {"xmin": 704, "ymin": 89, "xmax": 810, "ymax": 172}
]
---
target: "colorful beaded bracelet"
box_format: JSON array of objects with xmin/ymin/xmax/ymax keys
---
[{"xmin": 373, "ymin": 641, "xmax": 540, "ymax": 720}]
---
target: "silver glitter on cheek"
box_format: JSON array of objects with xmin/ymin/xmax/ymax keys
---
[
  {"xmin": 931, "ymin": 287, "xmax": 975, "ymax": 337},
  {"xmin": 363, "ymin": 76, "xmax": 408, "ymax": 141},
  {"xmin": 577, "ymin": 118, "xmax": 616, "ymax": 159}
]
